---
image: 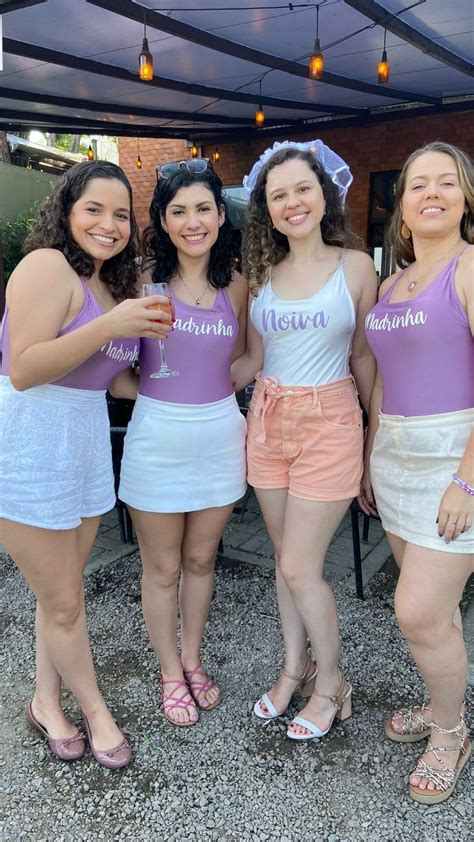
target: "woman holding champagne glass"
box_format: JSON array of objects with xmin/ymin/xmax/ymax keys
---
[
  {"xmin": 119, "ymin": 159, "xmax": 248, "ymax": 726},
  {"xmin": 0, "ymin": 160, "xmax": 171, "ymax": 768},
  {"xmin": 232, "ymin": 140, "xmax": 377, "ymax": 740}
]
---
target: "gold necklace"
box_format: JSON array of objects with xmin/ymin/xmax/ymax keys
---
[{"xmin": 177, "ymin": 271, "xmax": 210, "ymax": 306}]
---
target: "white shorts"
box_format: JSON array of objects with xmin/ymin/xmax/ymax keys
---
[
  {"xmin": 371, "ymin": 407, "xmax": 474, "ymax": 554},
  {"xmin": 0, "ymin": 376, "xmax": 115, "ymax": 530},
  {"xmin": 119, "ymin": 393, "xmax": 247, "ymax": 513}
]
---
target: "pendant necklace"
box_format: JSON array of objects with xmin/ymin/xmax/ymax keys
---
[
  {"xmin": 177, "ymin": 271, "xmax": 209, "ymax": 306},
  {"xmin": 405, "ymin": 240, "xmax": 464, "ymax": 294}
]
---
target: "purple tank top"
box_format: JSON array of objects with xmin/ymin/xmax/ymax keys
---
[
  {"xmin": 365, "ymin": 249, "xmax": 474, "ymax": 417},
  {"xmin": 139, "ymin": 286, "xmax": 238, "ymax": 404},
  {"xmin": 1, "ymin": 277, "xmax": 139, "ymax": 391}
]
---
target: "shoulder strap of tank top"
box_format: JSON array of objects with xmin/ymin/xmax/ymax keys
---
[
  {"xmin": 452, "ymin": 242, "xmax": 470, "ymax": 266},
  {"xmin": 219, "ymin": 285, "xmax": 237, "ymax": 320},
  {"xmin": 380, "ymin": 269, "xmax": 405, "ymax": 302}
]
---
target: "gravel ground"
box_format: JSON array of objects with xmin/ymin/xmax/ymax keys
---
[{"xmin": 1, "ymin": 551, "xmax": 472, "ymax": 842}]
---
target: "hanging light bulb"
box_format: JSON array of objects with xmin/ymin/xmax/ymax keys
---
[
  {"xmin": 139, "ymin": 12, "xmax": 154, "ymax": 81},
  {"xmin": 255, "ymin": 79, "xmax": 265, "ymax": 127},
  {"xmin": 309, "ymin": 5, "xmax": 324, "ymax": 80},
  {"xmin": 377, "ymin": 29, "xmax": 390, "ymax": 83},
  {"xmin": 136, "ymin": 138, "xmax": 142, "ymax": 169},
  {"xmin": 86, "ymin": 144, "xmax": 94, "ymax": 161},
  {"xmin": 212, "ymin": 147, "xmax": 220, "ymax": 163},
  {"xmin": 191, "ymin": 142, "xmax": 199, "ymax": 159}
]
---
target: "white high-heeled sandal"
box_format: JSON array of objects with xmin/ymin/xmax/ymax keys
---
[
  {"xmin": 287, "ymin": 672, "xmax": 352, "ymax": 740},
  {"xmin": 253, "ymin": 659, "xmax": 317, "ymax": 721}
]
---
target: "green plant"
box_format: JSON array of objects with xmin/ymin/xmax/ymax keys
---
[{"xmin": 0, "ymin": 204, "xmax": 39, "ymax": 283}]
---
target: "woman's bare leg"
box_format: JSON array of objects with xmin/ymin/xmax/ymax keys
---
[
  {"xmin": 32, "ymin": 516, "xmax": 100, "ymax": 738},
  {"xmin": 128, "ymin": 507, "xmax": 197, "ymax": 724},
  {"xmin": 274, "ymin": 496, "xmax": 351, "ymax": 736},
  {"xmin": 1, "ymin": 518, "xmax": 124, "ymax": 750},
  {"xmin": 254, "ymin": 488, "xmax": 320, "ymax": 717},
  {"xmin": 394, "ymin": 543, "xmax": 473, "ymax": 791},
  {"xmin": 179, "ymin": 504, "xmax": 233, "ymax": 707},
  {"xmin": 385, "ymin": 532, "xmax": 463, "ymax": 737}
]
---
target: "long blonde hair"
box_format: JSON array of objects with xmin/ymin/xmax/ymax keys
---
[{"xmin": 387, "ymin": 141, "xmax": 474, "ymax": 267}]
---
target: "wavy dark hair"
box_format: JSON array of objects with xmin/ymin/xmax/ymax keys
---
[
  {"xmin": 24, "ymin": 160, "xmax": 139, "ymax": 301},
  {"xmin": 141, "ymin": 167, "xmax": 235, "ymax": 288},
  {"xmin": 242, "ymin": 147, "xmax": 363, "ymax": 294},
  {"xmin": 387, "ymin": 141, "xmax": 474, "ymax": 267}
]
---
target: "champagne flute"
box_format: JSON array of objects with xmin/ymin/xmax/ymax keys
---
[{"xmin": 142, "ymin": 282, "xmax": 179, "ymax": 378}]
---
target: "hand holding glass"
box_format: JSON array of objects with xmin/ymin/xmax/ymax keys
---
[{"xmin": 142, "ymin": 283, "xmax": 179, "ymax": 378}]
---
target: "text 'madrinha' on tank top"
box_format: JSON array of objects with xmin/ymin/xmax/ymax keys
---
[
  {"xmin": 139, "ymin": 285, "xmax": 238, "ymax": 405},
  {"xmin": 365, "ymin": 248, "xmax": 474, "ymax": 417},
  {"xmin": 250, "ymin": 251, "xmax": 355, "ymax": 386},
  {"xmin": 0, "ymin": 276, "xmax": 139, "ymax": 391}
]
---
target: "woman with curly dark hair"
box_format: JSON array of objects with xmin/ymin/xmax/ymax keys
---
[
  {"xmin": 119, "ymin": 160, "xmax": 248, "ymax": 726},
  {"xmin": 233, "ymin": 141, "xmax": 377, "ymax": 741},
  {"xmin": 0, "ymin": 160, "xmax": 171, "ymax": 768}
]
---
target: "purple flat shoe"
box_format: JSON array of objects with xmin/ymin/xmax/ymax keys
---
[
  {"xmin": 82, "ymin": 715, "xmax": 132, "ymax": 770},
  {"xmin": 26, "ymin": 702, "xmax": 86, "ymax": 761}
]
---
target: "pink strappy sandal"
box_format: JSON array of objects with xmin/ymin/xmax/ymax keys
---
[
  {"xmin": 183, "ymin": 662, "xmax": 222, "ymax": 711},
  {"xmin": 160, "ymin": 678, "xmax": 199, "ymax": 727}
]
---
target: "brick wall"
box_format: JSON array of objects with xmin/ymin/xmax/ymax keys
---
[
  {"xmin": 118, "ymin": 137, "xmax": 189, "ymax": 231},
  {"xmin": 119, "ymin": 111, "xmax": 474, "ymax": 238}
]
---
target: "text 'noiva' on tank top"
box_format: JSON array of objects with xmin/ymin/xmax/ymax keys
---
[
  {"xmin": 0, "ymin": 276, "xmax": 139, "ymax": 391},
  {"xmin": 139, "ymin": 285, "xmax": 238, "ymax": 405},
  {"xmin": 250, "ymin": 252, "xmax": 356, "ymax": 386},
  {"xmin": 365, "ymin": 248, "xmax": 474, "ymax": 417}
]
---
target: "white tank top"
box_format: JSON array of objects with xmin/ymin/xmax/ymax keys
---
[{"xmin": 250, "ymin": 252, "xmax": 356, "ymax": 386}]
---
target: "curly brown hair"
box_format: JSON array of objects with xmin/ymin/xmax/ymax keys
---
[
  {"xmin": 387, "ymin": 141, "xmax": 474, "ymax": 267},
  {"xmin": 24, "ymin": 160, "xmax": 139, "ymax": 301},
  {"xmin": 242, "ymin": 147, "xmax": 363, "ymax": 295}
]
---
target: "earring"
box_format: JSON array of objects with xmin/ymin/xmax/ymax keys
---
[{"xmin": 401, "ymin": 221, "xmax": 411, "ymax": 240}]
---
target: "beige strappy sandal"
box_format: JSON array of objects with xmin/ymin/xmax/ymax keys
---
[
  {"xmin": 384, "ymin": 702, "xmax": 432, "ymax": 743},
  {"xmin": 409, "ymin": 717, "xmax": 471, "ymax": 804},
  {"xmin": 253, "ymin": 657, "xmax": 317, "ymax": 721}
]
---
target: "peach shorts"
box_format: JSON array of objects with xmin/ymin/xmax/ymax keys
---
[{"xmin": 247, "ymin": 374, "xmax": 364, "ymax": 502}]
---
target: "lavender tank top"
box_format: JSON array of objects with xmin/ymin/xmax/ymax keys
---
[
  {"xmin": 1, "ymin": 277, "xmax": 139, "ymax": 391},
  {"xmin": 139, "ymin": 286, "xmax": 238, "ymax": 404},
  {"xmin": 365, "ymin": 249, "xmax": 473, "ymax": 417}
]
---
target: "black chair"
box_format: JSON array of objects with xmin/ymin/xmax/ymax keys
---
[
  {"xmin": 107, "ymin": 396, "xmax": 135, "ymax": 545},
  {"xmin": 350, "ymin": 498, "xmax": 381, "ymax": 599}
]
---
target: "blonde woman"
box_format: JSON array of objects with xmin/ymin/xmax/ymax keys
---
[{"xmin": 363, "ymin": 141, "xmax": 473, "ymax": 803}]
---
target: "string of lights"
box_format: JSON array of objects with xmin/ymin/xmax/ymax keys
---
[{"xmin": 136, "ymin": 0, "xmax": 427, "ymax": 126}]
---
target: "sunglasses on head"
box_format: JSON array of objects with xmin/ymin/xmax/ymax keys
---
[{"xmin": 157, "ymin": 158, "xmax": 212, "ymax": 181}]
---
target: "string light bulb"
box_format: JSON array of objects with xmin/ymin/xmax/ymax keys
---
[
  {"xmin": 139, "ymin": 13, "xmax": 154, "ymax": 81},
  {"xmin": 86, "ymin": 144, "xmax": 94, "ymax": 161},
  {"xmin": 191, "ymin": 142, "xmax": 199, "ymax": 159},
  {"xmin": 309, "ymin": 5, "xmax": 324, "ymax": 80},
  {"xmin": 255, "ymin": 79, "xmax": 265, "ymax": 127},
  {"xmin": 377, "ymin": 29, "xmax": 390, "ymax": 84},
  {"xmin": 212, "ymin": 147, "xmax": 220, "ymax": 163},
  {"xmin": 136, "ymin": 138, "xmax": 142, "ymax": 169}
]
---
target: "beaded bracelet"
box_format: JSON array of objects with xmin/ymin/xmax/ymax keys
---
[{"xmin": 451, "ymin": 472, "xmax": 474, "ymax": 496}]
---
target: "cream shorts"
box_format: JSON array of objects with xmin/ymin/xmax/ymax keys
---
[{"xmin": 371, "ymin": 407, "xmax": 474, "ymax": 553}]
